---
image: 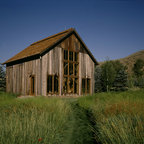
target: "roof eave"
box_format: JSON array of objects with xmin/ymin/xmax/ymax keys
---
[{"xmin": 3, "ymin": 28, "xmax": 99, "ymax": 66}]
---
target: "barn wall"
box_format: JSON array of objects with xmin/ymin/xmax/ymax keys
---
[
  {"xmin": 6, "ymin": 59, "xmax": 41, "ymax": 96},
  {"xmin": 6, "ymin": 33, "xmax": 96, "ymax": 96},
  {"xmin": 6, "ymin": 47, "xmax": 62, "ymax": 96},
  {"xmin": 60, "ymin": 33, "xmax": 95, "ymax": 95},
  {"xmin": 79, "ymin": 52, "xmax": 95, "ymax": 94},
  {"xmin": 41, "ymin": 47, "xmax": 62, "ymax": 96}
]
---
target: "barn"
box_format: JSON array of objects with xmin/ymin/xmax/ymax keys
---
[{"xmin": 3, "ymin": 28, "xmax": 98, "ymax": 96}]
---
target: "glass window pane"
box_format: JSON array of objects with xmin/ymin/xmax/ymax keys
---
[
  {"xmin": 47, "ymin": 76, "xmax": 52, "ymax": 93},
  {"xmin": 69, "ymin": 51, "xmax": 73, "ymax": 61},
  {"xmin": 87, "ymin": 79, "xmax": 90, "ymax": 94},
  {"xmin": 64, "ymin": 50, "xmax": 68, "ymax": 60},
  {"xmin": 82, "ymin": 79, "xmax": 86, "ymax": 94},
  {"xmin": 69, "ymin": 77, "xmax": 74, "ymax": 93},
  {"xmin": 63, "ymin": 77, "xmax": 68, "ymax": 93},
  {"xmin": 54, "ymin": 75, "xmax": 58, "ymax": 93},
  {"xmin": 74, "ymin": 63, "xmax": 78, "ymax": 76},
  {"xmin": 75, "ymin": 52, "xmax": 78, "ymax": 61},
  {"xmin": 69, "ymin": 63, "xmax": 73, "ymax": 76},
  {"xmin": 74, "ymin": 78, "xmax": 78, "ymax": 94},
  {"xmin": 64, "ymin": 62, "xmax": 68, "ymax": 75}
]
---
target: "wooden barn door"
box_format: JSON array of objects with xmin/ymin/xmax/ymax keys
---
[{"xmin": 30, "ymin": 75, "xmax": 35, "ymax": 95}]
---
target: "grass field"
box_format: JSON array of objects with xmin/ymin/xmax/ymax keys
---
[
  {"xmin": 0, "ymin": 92, "xmax": 73, "ymax": 144},
  {"xmin": 78, "ymin": 90, "xmax": 144, "ymax": 144},
  {"xmin": 0, "ymin": 90, "xmax": 144, "ymax": 144}
]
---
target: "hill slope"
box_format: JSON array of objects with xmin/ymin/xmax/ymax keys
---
[
  {"xmin": 99, "ymin": 50, "xmax": 144, "ymax": 74},
  {"xmin": 118, "ymin": 50, "xmax": 144, "ymax": 74}
]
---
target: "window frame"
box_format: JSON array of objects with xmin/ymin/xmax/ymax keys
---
[
  {"xmin": 81, "ymin": 78, "xmax": 91, "ymax": 95},
  {"xmin": 63, "ymin": 49, "xmax": 79, "ymax": 94},
  {"xmin": 47, "ymin": 75, "xmax": 59, "ymax": 94}
]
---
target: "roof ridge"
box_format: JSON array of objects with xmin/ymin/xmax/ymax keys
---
[{"xmin": 31, "ymin": 28, "xmax": 74, "ymax": 46}]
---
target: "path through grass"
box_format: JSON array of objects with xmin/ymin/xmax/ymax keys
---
[
  {"xmin": 0, "ymin": 90, "xmax": 144, "ymax": 144},
  {"xmin": 78, "ymin": 90, "xmax": 144, "ymax": 144},
  {"xmin": 66, "ymin": 101, "xmax": 95, "ymax": 144}
]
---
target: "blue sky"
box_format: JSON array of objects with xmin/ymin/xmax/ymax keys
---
[{"xmin": 0, "ymin": 0, "xmax": 144, "ymax": 63}]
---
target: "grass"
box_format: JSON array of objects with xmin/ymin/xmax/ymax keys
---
[
  {"xmin": 0, "ymin": 90, "xmax": 144, "ymax": 144},
  {"xmin": 0, "ymin": 92, "xmax": 73, "ymax": 144},
  {"xmin": 77, "ymin": 90, "xmax": 144, "ymax": 144}
]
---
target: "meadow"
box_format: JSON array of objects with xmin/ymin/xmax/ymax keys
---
[
  {"xmin": 78, "ymin": 90, "xmax": 144, "ymax": 144},
  {"xmin": 0, "ymin": 92, "xmax": 73, "ymax": 144},
  {"xmin": 0, "ymin": 90, "xmax": 144, "ymax": 144}
]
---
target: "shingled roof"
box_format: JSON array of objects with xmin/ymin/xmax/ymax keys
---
[{"xmin": 3, "ymin": 28, "xmax": 98, "ymax": 65}]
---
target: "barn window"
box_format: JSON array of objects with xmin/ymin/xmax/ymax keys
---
[
  {"xmin": 63, "ymin": 49, "xmax": 79, "ymax": 94},
  {"xmin": 69, "ymin": 51, "xmax": 73, "ymax": 61},
  {"xmin": 47, "ymin": 75, "xmax": 52, "ymax": 93},
  {"xmin": 63, "ymin": 77, "xmax": 68, "ymax": 93},
  {"xmin": 54, "ymin": 75, "xmax": 59, "ymax": 93},
  {"xmin": 64, "ymin": 50, "xmax": 68, "ymax": 60},
  {"xmin": 69, "ymin": 63, "xmax": 73, "ymax": 75},
  {"xmin": 47, "ymin": 75, "xmax": 59, "ymax": 94},
  {"xmin": 82, "ymin": 78, "xmax": 90, "ymax": 94},
  {"xmin": 74, "ymin": 52, "xmax": 78, "ymax": 61},
  {"xmin": 82, "ymin": 78, "xmax": 86, "ymax": 94},
  {"xmin": 64, "ymin": 62, "xmax": 68, "ymax": 75},
  {"xmin": 74, "ymin": 63, "xmax": 78, "ymax": 76},
  {"xmin": 87, "ymin": 79, "xmax": 90, "ymax": 94},
  {"xmin": 74, "ymin": 78, "xmax": 78, "ymax": 94}
]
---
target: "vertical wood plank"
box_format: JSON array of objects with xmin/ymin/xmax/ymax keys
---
[
  {"xmin": 59, "ymin": 48, "xmax": 62, "ymax": 95},
  {"xmin": 42, "ymin": 54, "xmax": 47, "ymax": 96}
]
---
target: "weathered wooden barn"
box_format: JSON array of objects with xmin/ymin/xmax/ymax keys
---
[{"xmin": 3, "ymin": 28, "xmax": 98, "ymax": 96}]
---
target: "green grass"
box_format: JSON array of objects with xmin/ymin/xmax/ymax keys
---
[
  {"xmin": 77, "ymin": 90, "xmax": 144, "ymax": 144},
  {"xmin": 0, "ymin": 90, "xmax": 144, "ymax": 144},
  {"xmin": 0, "ymin": 92, "xmax": 73, "ymax": 144}
]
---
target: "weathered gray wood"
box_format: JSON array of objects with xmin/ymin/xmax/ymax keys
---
[
  {"xmin": 42, "ymin": 54, "xmax": 47, "ymax": 96},
  {"xmin": 58, "ymin": 47, "xmax": 62, "ymax": 95},
  {"xmin": 6, "ymin": 33, "xmax": 96, "ymax": 96}
]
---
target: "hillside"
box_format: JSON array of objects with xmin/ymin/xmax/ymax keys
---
[
  {"xmin": 118, "ymin": 50, "xmax": 144, "ymax": 74},
  {"xmin": 99, "ymin": 50, "xmax": 144, "ymax": 74}
]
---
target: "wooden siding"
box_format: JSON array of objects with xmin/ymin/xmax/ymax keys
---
[
  {"xmin": 6, "ymin": 46, "xmax": 61, "ymax": 96},
  {"xmin": 79, "ymin": 52, "xmax": 95, "ymax": 94},
  {"xmin": 41, "ymin": 47, "xmax": 61, "ymax": 96},
  {"xmin": 6, "ymin": 34, "xmax": 95, "ymax": 96},
  {"xmin": 60, "ymin": 34, "xmax": 85, "ymax": 53},
  {"xmin": 60, "ymin": 34, "xmax": 95, "ymax": 94},
  {"xmin": 6, "ymin": 59, "xmax": 41, "ymax": 96}
]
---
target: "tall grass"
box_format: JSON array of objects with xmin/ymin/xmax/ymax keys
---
[
  {"xmin": 78, "ymin": 90, "xmax": 144, "ymax": 144},
  {"xmin": 0, "ymin": 93, "xmax": 72, "ymax": 144}
]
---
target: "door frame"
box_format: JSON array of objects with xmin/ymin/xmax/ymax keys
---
[{"xmin": 30, "ymin": 75, "xmax": 35, "ymax": 96}]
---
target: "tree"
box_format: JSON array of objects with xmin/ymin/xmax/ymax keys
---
[
  {"xmin": 94, "ymin": 60, "xmax": 128, "ymax": 92},
  {"xmin": 101, "ymin": 61, "xmax": 116, "ymax": 92},
  {"xmin": 0, "ymin": 64, "xmax": 6, "ymax": 91},
  {"xmin": 133, "ymin": 59, "xmax": 144, "ymax": 78},
  {"xmin": 132, "ymin": 59, "xmax": 144, "ymax": 88},
  {"xmin": 94, "ymin": 66, "xmax": 102, "ymax": 92},
  {"xmin": 113, "ymin": 67, "xmax": 128, "ymax": 91},
  {"xmin": 111, "ymin": 61, "xmax": 128, "ymax": 91}
]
